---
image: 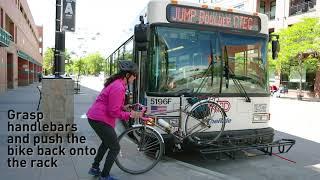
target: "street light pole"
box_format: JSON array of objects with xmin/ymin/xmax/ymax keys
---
[{"xmin": 54, "ymin": 0, "xmax": 65, "ymax": 77}]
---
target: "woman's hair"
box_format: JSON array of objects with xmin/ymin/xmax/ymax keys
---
[
  {"xmin": 104, "ymin": 61, "xmax": 138, "ymax": 87},
  {"xmin": 104, "ymin": 72, "xmax": 125, "ymax": 87}
]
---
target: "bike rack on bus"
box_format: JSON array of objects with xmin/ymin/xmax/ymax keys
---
[{"xmin": 197, "ymin": 139, "xmax": 295, "ymax": 160}]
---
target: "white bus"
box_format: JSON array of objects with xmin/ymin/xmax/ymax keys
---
[{"xmin": 107, "ymin": 0, "xmax": 281, "ymax": 153}]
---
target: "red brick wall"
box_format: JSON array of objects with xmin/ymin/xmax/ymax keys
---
[
  {"xmin": 7, "ymin": 53, "xmax": 14, "ymax": 89},
  {"xmin": 18, "ymin": 58, "xmax": 29, "ymax": 86},
  {"xmin": 0, "ymin": 0, "xmax": 43, "ymax": 63},
  {"xmin": 0, "ymin": 48, "xmax": 7, "ymax": 92},
  {"xmin": 37, "ymin": 26, "xmax": 43, "ymax": 56},
  {"xmin": 33, "ymin": 64, "xmax": 36, "ymax": 81},
  {"xmin": 29, "ymin": 61, "xmax": 34, "ymax": 83},
  {"xmin": 0, "ymin": 0, "xmax": 43, "ymax": 93}
]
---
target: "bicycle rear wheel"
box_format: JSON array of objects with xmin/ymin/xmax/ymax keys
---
[
  {"xmin": 184, "ymin": 101, "xmax": 226, "ymax": 145},
  {"xmin": 115, "ymin": 125, "xmax": 164, "ymax": 174}
]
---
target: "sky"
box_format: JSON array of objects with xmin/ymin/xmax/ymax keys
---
[{"xmin": 26, "ymin": 0, "xmax": 150, "ymax": 58}]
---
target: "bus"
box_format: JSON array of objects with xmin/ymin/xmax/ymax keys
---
[{"xmin": 106, "ymin": 0, "xmax": 282, "ymax": 153}]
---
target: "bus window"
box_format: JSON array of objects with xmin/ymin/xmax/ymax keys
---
[
  {"xmin": 125, "ymin": 39, "xmax": 134, "ymax": 61},
  {"xmin": 148, "ymin": 26, "xmax": 221, "ymax": 95},
  {"xmin": 221, "ymin": 34, "xmax": 268, "ymax": 94}
]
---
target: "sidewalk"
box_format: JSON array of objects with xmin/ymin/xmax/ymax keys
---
[
  {"xmin": 0, "ymin": 83, "xmax": 239, "ymax": 180},
  {"xmin": 273, "ymin": 90, "xmax": 320, "ymax": 102}
]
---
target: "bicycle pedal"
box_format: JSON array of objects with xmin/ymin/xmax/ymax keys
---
[
  {"xmin": 194, "ymin": 136, "xmax": 201, "ymax": 140},
  {"xmin": 173, "ymin": 144, "xmax": 183, "ymax": 152},
  {"xmin": 175, "ymin": 144, "xmax": 182, "ymax": 149}
]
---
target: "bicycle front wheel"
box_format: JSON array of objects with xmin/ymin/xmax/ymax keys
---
[
  {"xmin": 184, "ymin": 101, "xmax": 226, "ymax": 145},
  {"xmin": 115, "ymin": 125, "xmax": 164, "ymax": 174}
]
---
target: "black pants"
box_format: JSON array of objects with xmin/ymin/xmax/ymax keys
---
[{"xmin": 88, "ymin": 119, "xmax": 120, "ymax": 177}]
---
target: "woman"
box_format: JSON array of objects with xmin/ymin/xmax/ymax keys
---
[{"xmin": 87, "ymin": 60, "xmax": 141, "ymax": 180}]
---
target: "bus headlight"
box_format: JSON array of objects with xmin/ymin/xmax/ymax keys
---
[
  {"xmin": 145, "ymin": 117, "xmax": 155, "ymax": 126},
  {"xmin": 252, "ymin": 113, "xmax": 270, "ymax": 123}
]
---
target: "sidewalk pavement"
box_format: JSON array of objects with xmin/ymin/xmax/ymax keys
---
[
  {"xmin": 273, "ymin": 90, "xmax": 320, "ymax": 102},
  {"xmin": 0, "ymin": 83, "xmax": 239, "ymax": 180}
]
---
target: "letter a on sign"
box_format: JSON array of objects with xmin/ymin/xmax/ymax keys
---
[
  {"xmin": 62, "ymin": 0, "xmax": 76, "ymax": 32},
  {"xmin": 65, "ymin": 3, "xmax": 73, "ymax": 15}
]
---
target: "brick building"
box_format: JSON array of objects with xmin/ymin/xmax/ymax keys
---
[{"xmin": 0, "ymin": 0, "xmax": 43, "ymax": 94}]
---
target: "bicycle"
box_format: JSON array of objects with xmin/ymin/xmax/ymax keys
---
[{"xmin": 115, "ymin": 97, "xmax": 227, "ymax": 174}]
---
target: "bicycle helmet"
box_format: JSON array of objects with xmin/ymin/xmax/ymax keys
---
[{"xmin": 118, "ymin": 60, "xmax": 138, "ymax": 75}]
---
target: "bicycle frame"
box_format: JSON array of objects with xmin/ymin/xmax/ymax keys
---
[
  {"xmin": 115, "ymin": 100, "xmax": 226, "ymax": 174},
  {"xmin": 131, "ymin": 123, "xmax": 165, "ymax": 144},
  {"xmin": 137, "ymin": 98, "xmax": 222, "ymax": 144}
]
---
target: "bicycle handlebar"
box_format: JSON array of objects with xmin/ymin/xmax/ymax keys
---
[{"xmin": 131, "ymin": 103, "xmax": 153, "ymax": 122}]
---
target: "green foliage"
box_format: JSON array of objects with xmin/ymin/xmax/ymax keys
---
[
  {"xmin": 277, "ymin": 17, "xmax": 320, "ymax": 71},
  {"xmin": 273, "ymin": 17, "xmax": 320, "ymax": 94},
  {"xmin": 84, "ymin": 53, "xmax": 105, "ymax": 75},
  {"xmin": 65, "ymin": 57, "xmax": 75, "ymax": 75},
  {"xmin": 305, "ymin": 57, "xmax": 320, "ymax": 72},
  {"xmin": 43, "ymin": 48, "xmax": 54, "ymax": 75},
  {"xmin": 67, "ymin": 52, "xmax": 106, "ymax": 76},
  {"xmin": 73, "ymin": 58, "xmax": 85, "ymax": 75},
  {"xmin": 43, "ymin": 48, "xmax": 73, "ymax": 75}
]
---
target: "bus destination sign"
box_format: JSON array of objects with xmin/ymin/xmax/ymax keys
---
[{"xmin": 167, "ymin": 4, "xmax": 261, "ymax": 32}]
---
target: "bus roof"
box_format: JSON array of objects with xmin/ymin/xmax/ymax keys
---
[{"xmin": 144, "ymin": 0, "xmax": 268, "ymax": 34}]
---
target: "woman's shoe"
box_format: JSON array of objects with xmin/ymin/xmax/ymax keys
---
[{"xmin": 88, "ymin": 167, "xmax": 101, "ymax": 176}]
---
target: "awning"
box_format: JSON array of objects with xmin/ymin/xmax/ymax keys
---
[{"xmin": 17, "ymin": 50, "xmax": 42, "ymax": 66}]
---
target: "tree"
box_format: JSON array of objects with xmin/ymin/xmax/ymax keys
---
[
  {"xmin": 65, "ymin": 58, "xmax": 75, "ymax": 75},
  {"xmin": 43, "ymin": 48, "xmax": 54, "ymax": 75},
  {"xmin": 276, "ymin": 17, "xmax": 320, "ymax": 99},
  {"xmin": 43, "ymin": 48, "xmax": 73, "ymax": 75},
  {"xmin": 73, "ymin": 58, "xmax": 85, "ymax": 76},
  {"xmin": 64, "ymin": 50, "xmax": 72, "ymax": 75},
  {"xmin": 84, "ymin": 53, "xmax": 105, "ymax": 75}
]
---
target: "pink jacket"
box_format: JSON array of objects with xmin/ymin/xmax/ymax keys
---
[{"xmin": 86, "ymin": 79, "xmax": 131, "ymax": 128}]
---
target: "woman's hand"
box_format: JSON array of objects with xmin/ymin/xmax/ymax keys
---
[
  {"xmin": 123, "ymin": 104, "xmax": 133, "ymax": 111},
  {"xmin": 130, "ymin": 110, "xmax": 143, "ymax": 119}
]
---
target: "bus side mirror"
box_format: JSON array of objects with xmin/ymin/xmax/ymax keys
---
[
  {"xmin": 134, "ymin": 16, "xmax": 149, "ymax": 51},
  {"xmin": 271, "ymin": 40, "xmax": 280, "ymax": 59},
  {"xmin": 270, "ymin": 34, "xmax": 280, "ymax": 60}
]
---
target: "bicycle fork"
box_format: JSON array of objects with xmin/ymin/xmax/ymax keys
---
[{"xmin": 136, "ymin": 126, "xmax": 147, "ymax": 151}]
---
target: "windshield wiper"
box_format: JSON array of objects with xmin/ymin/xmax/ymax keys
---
[
  {"xmin": 224, "ymin": 47, "xmax": 251, "ymax": 102},
  {"xmin": 194, "ymin": 41, "xmax": 215, "ymax": 94}
]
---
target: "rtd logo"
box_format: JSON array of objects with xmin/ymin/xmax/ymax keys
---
[
  {"xmin": 217, "ymin": 100, "xmax": 231, "ymax": 112},
  {"xmin": 197, "ymin": 97, "xmax": 231, "ymax": 113},
  {"xmin": 208, "ymin": 101, "xmax": 230, "ymax": 112}
]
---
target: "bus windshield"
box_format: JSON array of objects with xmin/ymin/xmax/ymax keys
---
[{"xmin": 147, "ymin": 26, "xmax": 268, "ymax": 96}]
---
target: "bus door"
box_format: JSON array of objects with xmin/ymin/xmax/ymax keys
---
[{"xmin": 133, "ymin": 45, "xmax": 148, "ymax": 104}]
